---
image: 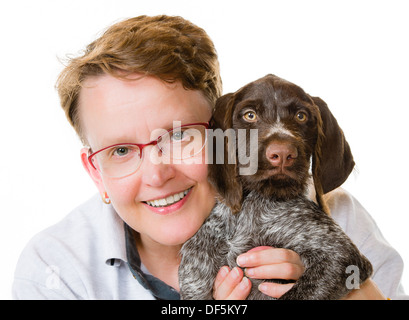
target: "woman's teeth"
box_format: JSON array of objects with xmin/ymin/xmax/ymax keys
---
[{"xmin": 145, "ymin": 188, "xmax": 191, "ymax": 207}]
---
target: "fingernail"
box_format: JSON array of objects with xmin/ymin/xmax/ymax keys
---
[
  {"xmin": 240, "ymin": 277, "xmax": 249, "ymax": 290},
  {"xmin": 237, "ymin": 255, "xmax": 247, "ymax": 266},
  {"xmin": 258, "ymin": 282, "xmax": 267, "ymax": 293},
  {"xmin": 233, "ymin": 267, "xmax": 241, "ymax": 279},
  {"xmin": 245, "ymin": 268, "xmax": 254, "ymax": 277},
  {"xmin": 219, "ymin": 266, "xmax": 229, "ymax": 277}
]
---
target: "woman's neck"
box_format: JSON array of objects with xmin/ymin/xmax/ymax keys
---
[{"xmin": 134, "ymin": 231, "xmax": 182, "ymax": 291}]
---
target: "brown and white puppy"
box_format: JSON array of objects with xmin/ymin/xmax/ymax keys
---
[{"xmin": 179, "ymin": 74, "xmax": 372, "ymax": 300}]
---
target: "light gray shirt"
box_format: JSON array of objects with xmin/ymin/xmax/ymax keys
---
[{"xmin": 12, "ymin": 188, "xmax": 408, "ymax": 299}]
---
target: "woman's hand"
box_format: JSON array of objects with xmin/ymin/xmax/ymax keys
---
[
  {"xmin": 213, "ymin": 246, "xmax": 305, "ymax": 299},
  {"xmin": 212, "ymin": 246, "xmax": 386, "ymax": 300}
]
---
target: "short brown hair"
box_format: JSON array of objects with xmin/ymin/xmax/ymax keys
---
[{"xmin": 56, "ymin": 15, "xmax": 222, "ymax": 144}]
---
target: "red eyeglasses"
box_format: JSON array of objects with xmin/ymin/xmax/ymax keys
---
[{"xmin": 87, "ymin": 122, "xmax": 209, "ymax": 178}]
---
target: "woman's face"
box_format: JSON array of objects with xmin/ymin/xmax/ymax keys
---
[{"xmin": 79, "ymin": 74, "xmax": 215, "ymax": 246}]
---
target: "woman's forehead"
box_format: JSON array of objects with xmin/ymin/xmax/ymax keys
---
[{"xmin": 79, "ymin": 74, "xmax": 212, "ymax": 149}]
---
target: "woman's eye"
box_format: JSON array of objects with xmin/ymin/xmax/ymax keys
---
[
  {"xmin": 171, "ymin": 129, "xmax": 191, "ymax": 142},
  {"xmin": 295, "ymin": 111, "xmax": 308, "ymax": 122},
  {"xmin": 113, "ymin": 147, "xmax": 129, "ymax": 156},
  {"xmin": 172, "ymin": 131, "xmax": 184, "ymax": 141},
  {"xmin": 243, "ymin": 110, "xmax": 257, "ymax": 122}
]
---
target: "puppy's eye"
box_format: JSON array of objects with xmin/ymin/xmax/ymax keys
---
[
  {"xmin": 243, "ymin": 110, "xmax": 257, "ymax": 122},
  {"xmin": 295, "ymin": 111, "xmax": 308, "ymax": 122}
]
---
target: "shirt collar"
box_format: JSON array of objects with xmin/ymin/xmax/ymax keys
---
[
  {"xmin": 124, "ymin": 224, "xmax": 180, "ymax": 300},
  {"xmin": 100, "ymin": 199, "xmax": 179, "ymax": 300}
]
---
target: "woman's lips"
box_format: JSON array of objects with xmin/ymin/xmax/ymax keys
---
[
  {"xmin": 145, "ymin": 188, "xmax": 191, "ymax": 207},
  {"xmin": 142, "ymin": 187, "xmax": 192, "ymax": 215}
]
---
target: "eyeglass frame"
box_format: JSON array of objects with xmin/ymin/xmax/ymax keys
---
[{"xmin": 87, "ymin": 122, "xmax": 210, "ymax": 173}]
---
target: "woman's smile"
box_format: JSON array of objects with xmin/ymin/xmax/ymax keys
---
[
  {"xmin": 143, "ymin": 187, "xmax": 192, "ymax": 208},
  {"xmin": 142, "ymin": 187, "xmax": 193, "ymax": 215}
]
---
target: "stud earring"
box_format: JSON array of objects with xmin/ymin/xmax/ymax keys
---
[{"xmin": 102, "ymin": 192, "xmax": 111, "ymax": 204}]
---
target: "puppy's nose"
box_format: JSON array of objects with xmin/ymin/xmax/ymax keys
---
[{"xmin": 266, "ymin": 143, "xmax": 298, "ymax": 167}]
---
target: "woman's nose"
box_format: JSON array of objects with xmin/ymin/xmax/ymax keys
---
[{"xmin": 139, "ymin": 145, "xmax": 176, "ymax": 187}]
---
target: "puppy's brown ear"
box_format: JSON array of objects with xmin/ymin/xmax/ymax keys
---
[
  {"xmin": 212, "ymin": 93, "xmax": 235, "ymax": 130},
  {"xmin": 311, "ymin": 96, "xmax": 355, "ymax": 197},
  {"xmin": 208, "ymin": 93, "xmax": 243, "ymax": 214}
]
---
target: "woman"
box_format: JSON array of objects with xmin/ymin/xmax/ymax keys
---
[{"xmin": 13, "ymin": 15, "xmax": 405, "ymax": 299}]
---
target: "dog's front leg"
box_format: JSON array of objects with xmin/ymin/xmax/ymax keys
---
[{"xmin": 179, "ymin": 207, "xmax": 230, "ymax": 300}]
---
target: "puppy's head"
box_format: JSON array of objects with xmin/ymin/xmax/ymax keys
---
[{"xmin": 209, "ymin": 74, "xmax": 354, "ymax": 214}]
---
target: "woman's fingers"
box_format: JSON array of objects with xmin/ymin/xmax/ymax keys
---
[
  {"xmin": 235, "ymin": 246, "xmax": 305, "ymax": 299},
  {"xmin": 213, "ymin": 266, "xmax": 252, "ymax": 300},
  {"xmin": 258, "ymin": 282, "xmax": 295, "ymax": 299},
  {"xmin": 226, "ymin": 276, "xmax": 252, "ymax": 300},
  {"xmin": 213, "ymin": 247, "xmax": 305, "ymax": 299},
  {"xmin": 237, "ymin": 247, "xmax": 304, "ymax": 280},
  {"xmin": 213, "ymin": 266, "xmax": 230, "ymax": 292},
  {"xmin": 244, "ymin": 262, "xmax": 304, "ymax": 280},
  {"xmin": 237, "ymin": 247, "xmax": 301, "ymax": 268}
]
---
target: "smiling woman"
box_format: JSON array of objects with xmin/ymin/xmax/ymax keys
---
[{"xmin": 12, "ymin": 15, "xmax": 220, "ymax": 299}]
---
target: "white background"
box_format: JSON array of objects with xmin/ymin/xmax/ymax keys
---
[{"xmin": 1, "ymin": 0, "xmax": 408, "ymax": 299}]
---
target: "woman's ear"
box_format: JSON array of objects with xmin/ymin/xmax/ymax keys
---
[{"xmin": 80, "ymin": 148, "xmax": 106, "ymax": 197}]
